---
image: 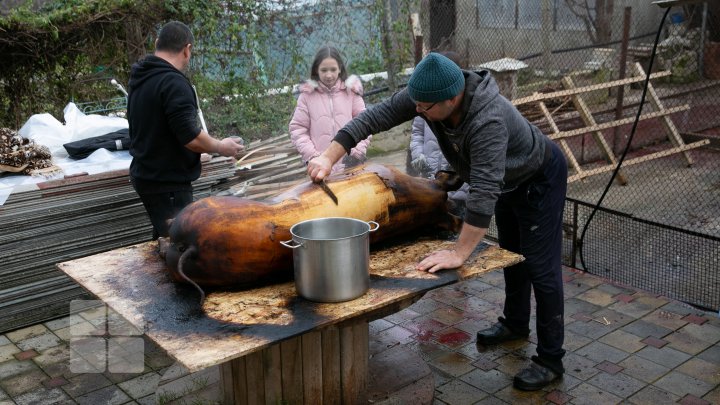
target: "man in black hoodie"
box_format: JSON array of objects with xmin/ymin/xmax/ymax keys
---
[
  {"xmin": 128, "ymin": 21, "xmax": 243, "ymax": 239},
  {"xmin": 307, "ymin": 53, "xmax": 568, "ymax": 391}
]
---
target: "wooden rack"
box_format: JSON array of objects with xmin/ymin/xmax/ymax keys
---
[
  {"xmin": 221, "ymin": 134, "xmax": 306, "ymax": 200},
  {"xmin": 512, "ymin": 62, "xmax": 709, "ymax": 183}
]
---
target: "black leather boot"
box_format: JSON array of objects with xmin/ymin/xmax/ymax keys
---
[
  {"xmin": 513, "ymin": 355, "xmax": 563, "ymax": 391},
  {"xmin": 476, "ymin": 321, "xmax": 530, "ymax": 345}
]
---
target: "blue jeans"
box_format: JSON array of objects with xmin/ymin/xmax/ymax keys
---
[{"xmin": 495, "ymin": 141, "xmax": 567, "ymax": 364}]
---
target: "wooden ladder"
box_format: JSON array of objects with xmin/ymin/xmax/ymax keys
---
[{"xmin": 512, "ymin": 62, "xmax": 709, "ymax": 183}]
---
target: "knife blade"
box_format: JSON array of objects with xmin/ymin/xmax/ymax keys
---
[{"xmin": 318, "ymin": 180, "xmax": 338, "ymax": 205}]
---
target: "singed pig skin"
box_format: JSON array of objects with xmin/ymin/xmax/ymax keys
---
[{"xmin": 163, "ymin": 163, "xmax": 462, "ymax": 287}]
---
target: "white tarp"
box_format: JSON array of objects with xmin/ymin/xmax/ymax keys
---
[
  {"xmin": 19, "ymin": 102, "xmax": 128, "ymax": 158},
  {"xmin": 0, "ymin": 103, "xmax": 131, "ymax": 205}
]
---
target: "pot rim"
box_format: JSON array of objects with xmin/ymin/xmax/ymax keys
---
[{"xmin": 289, "ymin": 217, "xmax": 378, "ymax": 241}]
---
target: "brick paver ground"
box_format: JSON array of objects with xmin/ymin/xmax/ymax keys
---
[
  {"xmin": 0, "ymin": 265, "xmax": 718, "ymax": 404},
  {"xmin": 1, "ymin": 152, "xmax": 718, "ymax": 404}
]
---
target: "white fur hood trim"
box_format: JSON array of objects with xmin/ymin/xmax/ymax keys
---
[{"xmin": 300, "ymin": 75, "xmax": 363, "ymax": 95}]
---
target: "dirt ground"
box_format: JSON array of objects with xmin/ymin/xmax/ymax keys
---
[
  {"xmin": 564, "ymin": 137, "xmax": 720, "ymax": 311},
  {"xmin": 566, "ymin": 140, "xmax": 720, "ymax": 235}
]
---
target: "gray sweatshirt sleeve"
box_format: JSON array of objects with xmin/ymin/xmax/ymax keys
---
[
  {"xmin": 463, "ymin": 119, "xmax": 508, "ymax": 228},
  {"xmin": 334, "ymin": 89, "xmax": 418, "ymax": 153}
]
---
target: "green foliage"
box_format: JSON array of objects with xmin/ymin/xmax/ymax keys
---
[
  {"xmin": 371, "ymin": 0, "xmax": 416, "ymax": 90},
  {"xmin": 196, "ymin": 86, "xmax": 297, "ymax": 141},
  {"xmin": 351, "ymin": 51, "xmax": 385, "ymax": 75},
  {"xmin": 0, "ymin": 0, "xmax": 419, "ymax": 142},
  {"xmin": 0, "ymin": 0, "xmax": 215, "ymax": 128}
]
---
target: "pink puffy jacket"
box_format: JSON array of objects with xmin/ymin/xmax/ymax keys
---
[{"xmin": 289, "ymin": 75, "xmax": 371, "ymax": 174}]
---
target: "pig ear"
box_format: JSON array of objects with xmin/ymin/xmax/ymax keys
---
[
  {"xmin": 434, "ymin": 170, "xmax": 463, "ymax": 192},
  {"xmin": 157, "ymin": 237, "xmax": 171, "ymax": 259}
]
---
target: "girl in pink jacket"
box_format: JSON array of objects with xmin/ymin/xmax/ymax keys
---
[{"xmin": 289, "ymin": 46, "xmax": 371, "ymax": 174}]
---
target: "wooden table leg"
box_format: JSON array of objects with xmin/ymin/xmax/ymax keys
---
[{"xmin": 220, "ymin": 319, "xmax": 369, "ymax": 405}]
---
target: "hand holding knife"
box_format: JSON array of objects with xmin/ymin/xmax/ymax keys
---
[
  {"xmin": 306, "ymin": 162, "xmax": 338, "ymax": 205},
  {"xmin": 307, "ymin": 143, "xmax": 348, "ymax": 205}
]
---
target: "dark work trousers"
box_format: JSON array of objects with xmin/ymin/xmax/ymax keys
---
[
  {"xmin": 494, "ymin": 140, "xmax": 568, "ymax": 364},
  {"xmin": 136, "ymin": 190, "xmax": 193, "ymax": 240}
]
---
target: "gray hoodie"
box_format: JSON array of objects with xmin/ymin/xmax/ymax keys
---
[{"xmin": 334, "ymin": 70, "xmax": 548, "ymax": 228}]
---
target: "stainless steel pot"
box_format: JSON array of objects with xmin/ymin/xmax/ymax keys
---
[{"xmin": 280, "ymin": 217, "xmax": 379, "ymax": 302}]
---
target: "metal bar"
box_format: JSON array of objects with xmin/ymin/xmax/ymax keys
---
[
  {"xmin": 614, "ymin": 7, "xmax": 632, "ymax": 153},
  {"xmin": 571, "ymin": 201, "xmax": 579, "ymax": 269},
  {"xmin": 566, "ymin": 197, "xmax": 720, "ymax": 242},
  {"xmin": 652, "ymin": 0, "xmax": 706, "ymax": 8},
  {"xmin": 699, "ymin": 1, "xmax": 708, "ymax": 78}
]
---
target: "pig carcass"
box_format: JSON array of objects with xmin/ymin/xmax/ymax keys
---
[{"xmin": 160, "ymin": 163, "xmax": 463, "ymax": 288}]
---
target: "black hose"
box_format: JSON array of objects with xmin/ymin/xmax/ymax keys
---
[{"xmin": 578, "ymin": 7, "xmax": 673, "ymax": 271}]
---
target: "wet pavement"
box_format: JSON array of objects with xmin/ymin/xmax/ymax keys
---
[
  {"xmin": 0, "ymin": 265, "xmax": 718, "ymax": 404},
  {"xmin": 1, "ymin": 152, "xmax": 719, "ymax": 404}
]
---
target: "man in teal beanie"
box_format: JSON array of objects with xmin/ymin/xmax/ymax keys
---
[{"xmin": 307, "ymin": 52, "xmax": 568, "ymax": 391}]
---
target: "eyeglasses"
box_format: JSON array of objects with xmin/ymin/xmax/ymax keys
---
[{"xmin": 416, "ymin": 102, "xmax": 437, "ymax": 113}]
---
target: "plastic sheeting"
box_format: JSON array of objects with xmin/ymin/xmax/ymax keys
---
[{"xmin": 0, "ymin": 103, "xmax": 131, "ymax": 205}]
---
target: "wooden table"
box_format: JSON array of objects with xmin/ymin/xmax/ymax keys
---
[{"xmin": 58, "ymin": 238, "xmax": 522, "ymax": 404}]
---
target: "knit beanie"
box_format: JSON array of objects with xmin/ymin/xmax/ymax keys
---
[{"xmin": 407, "ymin": 53, "xmax": 465, "ymax": 103}]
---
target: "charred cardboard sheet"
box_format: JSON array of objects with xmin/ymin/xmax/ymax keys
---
[
  {"xmin": 58, "ymin": 239, "xmax": 522, "ymax": 372},
  {"xmin": 203, "ymin": 240, "xmax": 523, "ymax": 324}
]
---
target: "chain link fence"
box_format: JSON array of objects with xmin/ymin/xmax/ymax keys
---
[
  {"xmin": 431, "ymin": 0, "xmax": 719, "ymax": 311},
  {"xmin": 430, "ymin": 1, "xmax": 720, "ymax": 311},
  {"xmin": 214, "ymin": 0, "xmax": 720, "ymax": 310},
  {"xmin": 97, "ymin": 0, "xmax": 719, "ymax": 309}
]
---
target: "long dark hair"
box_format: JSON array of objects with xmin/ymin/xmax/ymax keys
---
[{"xmin": 310, "ymin": 46, "xmax": 348, "ymax": 82}]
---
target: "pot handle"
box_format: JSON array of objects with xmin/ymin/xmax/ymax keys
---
[
  {"xmin": 280, "ymin": 239, "xmax": 303, "ymax": 249},
  {"xmin": 367, "ymin": 221, "xmax": 380, "ymax": 232}
]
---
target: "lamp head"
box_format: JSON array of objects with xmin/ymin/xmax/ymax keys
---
[{"xmin": 653, "ymin": 0, "xmax": 707, "ymax": 7}]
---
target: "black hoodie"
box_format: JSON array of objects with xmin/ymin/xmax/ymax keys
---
[{"xmin": 127, "ymin": 55, "xmax": 202, "ymax": 189}]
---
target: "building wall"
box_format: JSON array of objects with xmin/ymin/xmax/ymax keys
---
[{"xmin": 422, "ymin": 0, "xmax": 666, "ymax": 68}]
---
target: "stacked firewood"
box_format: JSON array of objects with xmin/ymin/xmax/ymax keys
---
[{"xmin": 0, "ymin": 128, "xmax": 58, "ymax": 175}]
